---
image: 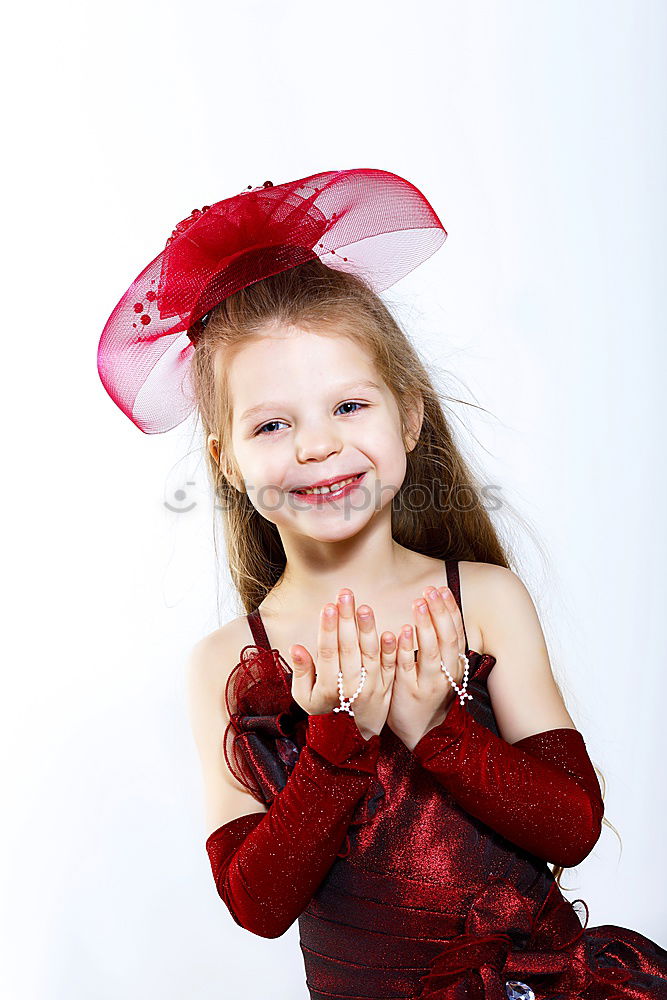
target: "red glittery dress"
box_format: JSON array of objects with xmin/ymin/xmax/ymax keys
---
[{"xmin": 224, "ymin": 560, "xmax": 667, "ymax": 999}]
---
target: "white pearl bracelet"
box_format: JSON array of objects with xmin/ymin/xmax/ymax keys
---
[
  {"xmin": 333, "ymin": 652, "xmax": 472, "ymax": 715},
  {"xmin": 441, "ymin": 652, "xmax": 473, "ymax": 707},
  {"xmin": 333, "ymin": 665, "xmax": 367, "ymax": 716}
]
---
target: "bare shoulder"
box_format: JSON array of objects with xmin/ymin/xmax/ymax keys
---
[
  {"xmin": 186, "ymin": 616, "xmax": 252, "ymax": 697},
  {"xmin": 459, "ymin": 559, "xmax": 522, "ymax": 591},
  {"xmin": 458, "ymin": 561, "xmax": 533, "ymax": 656},
  {"xmin": 459, "ymin": 560, "xmax": 575, "ymax": 739},
  {"xmin": 186, "ymin": 614, "xmax": 258, "ymax": 740},
  {"xmin": 186, "ymin": 615, "xmax": 267, "ymax": 836}
]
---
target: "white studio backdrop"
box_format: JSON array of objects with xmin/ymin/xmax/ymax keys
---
[{"xmin": 1, "ymin": 1, "xmax": 665, "ymax": 997}]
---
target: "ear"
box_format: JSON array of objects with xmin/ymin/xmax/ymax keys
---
[
  {"xmin": 207, "ymin": 433, "xmax": 221, "ymax": 466},
  {"xmin": 208, "ymin": 433, "xmax": 245, "ymax": 493},
  {"xmin": 404, "ymin": 393, "xmax": 424, "ymax": 452}
]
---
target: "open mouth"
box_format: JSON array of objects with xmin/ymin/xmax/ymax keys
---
[{"xmin": 292, "ymin": 472, "xmax": 365, "ymax": 497}]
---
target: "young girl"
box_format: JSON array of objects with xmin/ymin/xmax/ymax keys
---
[{"xmin": 98, "ymin": 170, "xmax": 667, "ymax": 999}]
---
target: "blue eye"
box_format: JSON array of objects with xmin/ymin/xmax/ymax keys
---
[
  {"xmin": 254, "ymin": 419, "xmax": 286, "ymax": 436},
  {"xmin": 254, "ymin": 401, "xmax": 367, "ymax": 437}
]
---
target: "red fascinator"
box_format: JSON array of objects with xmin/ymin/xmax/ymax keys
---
[{"xmin": 97, "ymin": 168, "xmax": 447, "ymax": 434}]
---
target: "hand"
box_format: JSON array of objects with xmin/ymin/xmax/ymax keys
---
[
  {"xmin": 289, "ymin": 590, "xmax": 396, "ymax": 741},
  {"xmin": 385, "ymin": 585, "xmax": 468, "ymax": 751}
]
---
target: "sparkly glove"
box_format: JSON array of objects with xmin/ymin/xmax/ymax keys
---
[
  {"xmin": 205, "ymin": 710, "xmax": 380, "ymax": 938},
  {"xmin": 412, "ymin": 697, "xmax": 604, "ymax": 867}
]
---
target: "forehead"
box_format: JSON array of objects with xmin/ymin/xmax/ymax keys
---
[{"xmin": 227, "ymin": 327, "xmax": 384, "ymax": 419}]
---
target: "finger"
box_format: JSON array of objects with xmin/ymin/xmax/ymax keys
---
[
  {"xmin": 396, "ymin": 623, "xmax": 415, "ymax": 673},
  {"xmin": 379, "ymin": 629, "xmax": 398, "ymax": 675},
  {"xmin": 314, "ymin": 602, "xmax": 341, "ymax": 693},
  {"xmin": 436, "ymin": 586, "xmax": 466, "ymax": 654},
  {"xmin": 356, "ymin": 604, "xmax": 381, "ymax": 669},
  {"xmin": 413, "ymin": 598, "xmax": 442, "ymax": 679},
  {"xmin": 424, "ymin": 587, "xmax": 460, "ymax": 669},
  {"xmin": 289, "ymin": 641, "xmax": 317, "ymax": 704},
  {"xmin": 337, "ymin": 589, "xmax": 362, "ymax": 684}
]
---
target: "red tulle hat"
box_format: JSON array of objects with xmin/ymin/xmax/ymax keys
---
[{"xmin": 97, "ymin": 168, "xmax": 447, "ymax": 434}]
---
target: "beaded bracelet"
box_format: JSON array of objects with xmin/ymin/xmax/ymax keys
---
[
  {"xmin": 333, "ymin": 665, "xmax": 367, "ymax": 716},
  {"xmin": 333, "ymin": 651, "xmax": 473, "ymax": 715},
  {"xmin": 442, "ymin": 652, "xmax": 473, "ymax": 707}
]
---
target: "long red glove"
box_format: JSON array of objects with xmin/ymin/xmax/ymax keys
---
[
  {"xmin": 412, "ymin": 697, "xmax": 604, "ymax": 867},
  {"xmin": 205, "ymin": 710, "xmax": 380, "ymax": 938}
]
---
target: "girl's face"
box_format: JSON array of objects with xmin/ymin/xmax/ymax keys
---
[{"xmin": 218, "ymin": 324, "xmax": 420, "ymax": 543}]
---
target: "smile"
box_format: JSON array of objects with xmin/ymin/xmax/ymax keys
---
[{"xmin": 293, "ymin": 472, "xmax": 365, "ymax": 500}]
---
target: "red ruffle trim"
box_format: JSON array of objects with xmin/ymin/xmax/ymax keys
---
[{"xmin": 223, "ymin": 644, "xmax": 386, "ymax": 854}]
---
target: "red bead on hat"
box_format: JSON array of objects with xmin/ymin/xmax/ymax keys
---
[{"xmin": 97, "ymin": 169, "xmax": 447, "ymax": 434}]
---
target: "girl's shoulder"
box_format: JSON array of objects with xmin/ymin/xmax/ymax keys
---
[
  {"xmin": 459, "ymin": 559, "xmax": 519, "ymax": 594},
  {"xmin": 187, "ymin": 614, "xmax": 257, "ymax": 694},
  {"xmin": 461, "ymin": 560, "xmax": 533, "ymax": 610},
  {"xmin": 187, "ymin": 615, "xmax": 304, "ymax": 807},
  {"xmin": 458, "ymin": 560, "xmax": 528, "ymax": 657},
  {"xmin": 186, "ymin": 617, "xmax": 276, "ymax": 822}
]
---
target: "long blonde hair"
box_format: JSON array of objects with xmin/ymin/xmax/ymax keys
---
[{"xmin": 187, "ymin": 256, "xmax": 619, "ymax": 886}]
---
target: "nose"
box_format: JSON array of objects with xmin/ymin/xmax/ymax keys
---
[{"xmin": 295, "ymin": 425, "xmax": 343, "ymax": 464}]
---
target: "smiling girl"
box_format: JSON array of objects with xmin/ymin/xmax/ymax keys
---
[{"xmin": 99, "ymin": 171, "xmax": 667, "ymax": 999}]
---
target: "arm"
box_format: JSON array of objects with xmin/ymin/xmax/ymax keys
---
[
  {"xmin": 205, "ymin": 709, "xmax": 380, "ymax": 938},
  {"xmin": 411, "ymin": 565, "xmax": 603, "ymax": 867},
  {"xmin": 187, "ymin": 623, "xmax": 380, "ymax": 939},
  {"xmin": 412, "ymin": 696, "xmax": 604, "ymax": 867}
]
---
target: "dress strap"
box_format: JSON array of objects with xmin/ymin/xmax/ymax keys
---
[
  {"xmin": 247, "ymin": 607, "xmax": 271, "ymax": 650},
  {"xmin": 444, "ymin": 559, "xmax": 470, "ymax": 654}
]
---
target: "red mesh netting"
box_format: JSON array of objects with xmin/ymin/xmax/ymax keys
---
[
  {"xmin": 223, "ymin": 643, "xmax": 386, "ymax": 853},
  {"xmin": 97, "ymin": 169, "xmax": 447, "ymax": 433},
  {"xmin": 223, "ymin": 644, "xmax": 308, "ymax": 806}
]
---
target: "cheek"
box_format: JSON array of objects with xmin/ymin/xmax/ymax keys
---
[
  {"xmin": 384, "ymin": 453, "xmax": 408, "ymax": 494},
  {"xmin": 242, "ymin": 455, "xmax": 290, "ymax": 509},
  {"xmin": 256, "ymin": 486, "xmax": 284, "ymax": 512},
  {"xmin": 242, "ymin": 477, "xmax": 284, "ymax": 520},
  {"xmin": 372, "ymin": 429, "xmax": 408, "ymax": 471}
]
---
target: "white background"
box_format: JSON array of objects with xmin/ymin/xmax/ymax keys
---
[{"xmin": 2, "ymin": 0, "xmax": 665, "ymax": 997}]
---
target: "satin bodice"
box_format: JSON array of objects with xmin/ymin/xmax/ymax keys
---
[
  {"xmin": 225, "ymin": 560, "xmax": 667, "ymax": 999},
  {"xmin": 295, "ymin": 650, "xmax": 565, "ymax": 999}
]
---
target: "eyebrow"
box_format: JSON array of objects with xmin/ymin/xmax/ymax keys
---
[{"xmin": 240, "ymin": 379, "xmax": 383, "ymax": 423}]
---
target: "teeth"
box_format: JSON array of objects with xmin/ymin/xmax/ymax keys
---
[{"xmin": 297, "ymin": 474, "xmax": 359, "ymax": 496}]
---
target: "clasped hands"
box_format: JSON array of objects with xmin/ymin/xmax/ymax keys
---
[{"xmin": 289, "ymin": 586, "xmax": 469, "ymax": 752}]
